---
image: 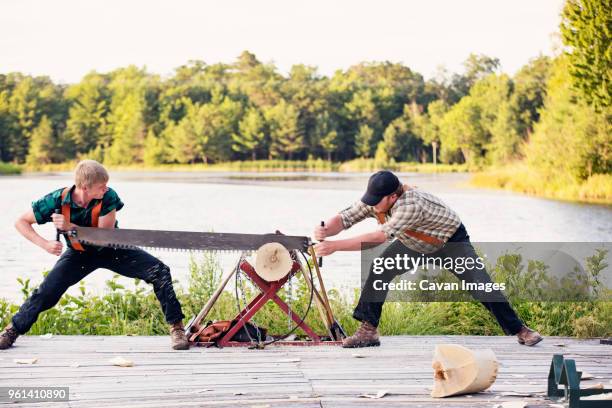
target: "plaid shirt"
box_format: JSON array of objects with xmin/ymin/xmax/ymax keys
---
[{"xmin": 339, "ymin": 186, "xmax": 461, "ymax": 253}]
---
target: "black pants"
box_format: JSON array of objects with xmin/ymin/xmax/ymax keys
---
[
  {"xmin": 353, "ymin": 224, "xmax": 524, "ymax": 335},
  {"xmin": 12, "ymin": 247, "xmax": 185, "ymax": 334}
]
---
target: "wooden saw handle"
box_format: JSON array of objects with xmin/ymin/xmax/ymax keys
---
[
  {"xmin": 54, "ymin": 209, "xmax": 61, "ymax": 241},
  {"xmin": 318, "ymin": 221, "xmax": 324, "ymax": 267}
]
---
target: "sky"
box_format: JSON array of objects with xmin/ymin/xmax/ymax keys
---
[{"xmin": 0, "ymin": 0, "xmax": 565, "ymax": 84}]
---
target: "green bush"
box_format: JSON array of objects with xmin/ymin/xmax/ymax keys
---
[
  {"xmin": 1, "ymin": 250, "xmax": 610, "ymax": 338},
  {"xmin": 0, "ymin": 162, "xmax": 21, "ymax": 175},
  {"xmin": 471, "ymin": 164, "xmax": 612, "ymax": 204}
]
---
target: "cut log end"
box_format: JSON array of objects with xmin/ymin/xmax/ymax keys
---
[
  {"xmin": 431, "ymin": 344, "xmax": 498, "ymax": 398},
  {"xmin": 432, "ymin": 361, "xmax": 447, "ymax": 381}
]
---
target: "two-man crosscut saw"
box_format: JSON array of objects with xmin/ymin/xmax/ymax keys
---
[
  {"xmin": 63, "ymin": 226, "xmax": 345, "ymax": 341},
  {"xmin": 66, "ymin": 226, "xmax": 310, "ymax": 252}
]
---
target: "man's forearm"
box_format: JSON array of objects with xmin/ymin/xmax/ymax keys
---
[
  {"xmin": 14, "ymin": 220, "xmax": 48, "ymax": 249},
  {"xmin": 331, "ymin": 230, "xmax": 387, "ymax": 251},
  {"xmin": 323, "ymin": 214, "xmax": 345, "ymax": 237}
]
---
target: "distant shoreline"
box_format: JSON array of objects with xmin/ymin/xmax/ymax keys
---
[
  {"xmin": 6, "ymin": 159, "xmax": 468, "ymax": 174},
  {"xmin": 2, "ymin": 160, "xmax": 610, "ymax": 205}
]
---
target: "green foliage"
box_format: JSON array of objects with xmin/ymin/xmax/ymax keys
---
[
  {"xmin": 0, "ymin": 40, "xmax": 606, "ymax": 204},
  {"xmin": 382, "ymin": 116, "xmax": 415, "ymax": 161},
  {"xmin": 264, "ymin": 99, "xmax": 301, "ymax": 159},
  {"xmin": 339, "ymin": 159, "xmax": 467, "ymax": 173},
  {"xmin": 511, "ymin": 55, "xmax": 552, "ymax": 135},
  {"xmin": 188, "ymin": 252, "xmax": 222, "ymax": 301},
  {"xmin": 439, "ymin": 95, "xmax": 487, "ymax": 164},
  {"xmin": 64, "ymin": 72, "xmax": 109, "ymax": 157},
  {"xmin": 471, "ymin": 51, "xmax": 609, "ymax": 203},
  {"xmin": 525, "ymin": 56, "xmax": 611, "ymax": 181},
  {"xmin": 232, "ymin": 107, "xmax": 266, "ymax": 160},
  {"xmin": 314, "ymin": 111, "xmax": 339, "ymax": 161},
  {"xmin": 0, "ymin": 162, "xmax": 21, "ymax": 175},
  {"xmin": 561, "ymin": 0, "xmax": 611, "ymax": 109},
  {"xmin": 1, "ymin": 250, "xmax": 609, "ymax": 338},
  {"xmin": 463, "ymin": 54, "xmax": 501, "ymax": 83},
  {"xmin": 143, "ymin": 129, "xmax": 166, "ymax": 166},
  {"xmin": 422, "ymin": 54, "xmax": 501, "ymax": 106},
  {"xmin": 354, "ymin": 124, "xmax": 375, "ymax": 158},
  {"xmin": 26, "ymin": 115, "xmax": 54, "ymax": 166},
  {"xmin": 0, "ymin": 74, "xmax": 67, "ymax": 164},
  {"xmin": 104, "ymin": 67, "xmax": 151, "ymax": 165},
  {"xmin": 471, "ymin": 164, "xmax": 612, "ymax": 204},
  {"xmin": 437, "ymin": 73, "xmax": 527, "ymax": 166}
]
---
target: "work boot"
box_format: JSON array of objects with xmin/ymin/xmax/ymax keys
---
[
  {"xmin": 0, "ymin": 324, "xmax": 19, "ymax": 350},
  {"xmin": 342, "ymin": 321, "xmax": 380, "ymax": 348},
  {"xmin": 169, "ymin": 321, "xmax": 190, "ymax": 350},
  {"xmin": 516, "ymin": 325, "xmax": 543, "ymax": 346}
]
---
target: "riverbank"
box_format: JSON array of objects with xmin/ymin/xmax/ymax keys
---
[
  {"xmin": 5, "ymin": 159, "xmax": 611, "ymax": 204},
  {"xmin": 0, "ymin": 162, "xmax": 21, "ymax": 175},
  {"xmin": 19, "ymin": 159, "xmax": 469, "ymax": 174},
  {"xmin": 471, "ymin": 164, "xmax": 612, "ymax": 205}
]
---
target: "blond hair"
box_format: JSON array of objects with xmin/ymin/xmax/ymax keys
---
[{"xmin": 74, "ymin": 160, "xmax": 109, "ymax": 188}]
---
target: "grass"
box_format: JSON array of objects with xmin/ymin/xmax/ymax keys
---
[
  {"xmin": 471, "ymin": 163, "xmax": 612, "ymax": 205},
  {"xmin": 338, "ymin": 158, "xmax": 469, "ymax": 173},
  {"xmin": 1, "ymin": 249, "xmax": 610, "ymax": 339},
  {"xmin": 0, "ymin": 162, "xmax": 22, "ymax": 175}
]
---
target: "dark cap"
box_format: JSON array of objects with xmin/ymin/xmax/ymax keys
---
[{"xmin": 361, "ymin": 170, "xmax": 401, "ymax": 206}]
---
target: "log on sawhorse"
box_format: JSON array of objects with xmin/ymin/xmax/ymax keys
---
[{"xmin": 186, "ymin": 253, "xmax": 344, "ymax": 347}]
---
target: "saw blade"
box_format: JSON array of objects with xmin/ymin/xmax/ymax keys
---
[{"xmin": 70, "ymin": 227, "xmax": 311, "ymax": 252}]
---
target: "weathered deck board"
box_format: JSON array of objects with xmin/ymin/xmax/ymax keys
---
[{"xmin": 1, "ymin": 335, "xmax": 610, "ymax": 407}]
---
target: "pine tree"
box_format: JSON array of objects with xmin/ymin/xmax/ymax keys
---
[
  {"xmin": 104, "ymin": 93, "xmax": 145, "ymax": 165},
  {"xmin": 8, "ymin": 77, "xmax": 38, "ymax": 163},
  {"xmin": 65, "ymin": 72, "xmax": 109, "ymax": 156},
  {"xmin": 354, "ymin": 124, "xmax": 374, "ymax": 158},
  {"xmin": 232, "ymin": 108, "xmax": 265, "ymax": 160},
  {"xmin": 264, "ymin": 100, "xmax": 302, "ymax": 159},
  {"xmin": 382, "ymin": 122, "xmax": 403, "ymax": 160},
  {"xmin": 143, "ymin": 129, "xmax": 167, "ymax": 165},
  {"xmin": 26, "ymin": 115, "xmax": 54, "ymax": 165},
  {"xmin": 561, "ymin": 0, "xmax": 611, "ymax": 109},
  {"xmin": 315, "ymin": 112, "xmax": 338, "ymax": 161}
]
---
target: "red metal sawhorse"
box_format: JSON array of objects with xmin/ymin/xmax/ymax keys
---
[{"xmin": 195, "ymin": 258, "xmax": 341, "ymax": 347}]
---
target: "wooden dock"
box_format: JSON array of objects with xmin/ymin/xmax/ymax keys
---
[{"xmin": 1, "ymin": 335, "xmax": 610, "ymax": 407}]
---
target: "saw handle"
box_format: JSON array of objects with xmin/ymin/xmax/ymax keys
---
[
  {"xmin": 54, "ymin": 209, "xmax": 61, "ymax": 242},
  {"xmin": 318, "ymin": 221, "xmax": 324, "ymax": 267}
]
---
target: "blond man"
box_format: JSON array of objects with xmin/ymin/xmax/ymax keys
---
[{"xmin": 0, "ymin": 160, "xmax": 189, "ymax": 350}]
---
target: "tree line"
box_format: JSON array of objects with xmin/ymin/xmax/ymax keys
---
[
  {"xmin": 0, "ymin": 0, "xmax": 609, "ymax": 184},
  {"xmin": 0, "ymin": 54, "xmax": 553, "ymax": 165}
]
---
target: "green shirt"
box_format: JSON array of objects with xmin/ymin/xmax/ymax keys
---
[{"xmin": 32, "ymin": 185, "xmax": 124, "ymax": 250}]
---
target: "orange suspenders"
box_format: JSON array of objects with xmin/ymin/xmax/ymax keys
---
[
  {"xmin": 375, "ymin": 212, "xmax": 444, "ymax": 246},
  {"xmin": 403, "ymin": 229, "xmax": 444, "ymax": 246},
  {"xmin": 60, "ymin": 187, "xmax": 102, "ymax": 251}
]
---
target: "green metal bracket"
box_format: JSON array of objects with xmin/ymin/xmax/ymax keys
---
[{"xmin": 547, "ymin": 354, "xmax": 612, "ymax": 407}]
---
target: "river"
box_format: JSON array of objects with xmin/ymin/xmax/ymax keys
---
[{"xmin": 1, "ymin": 171, "xmax": 610, "ymax": 302}]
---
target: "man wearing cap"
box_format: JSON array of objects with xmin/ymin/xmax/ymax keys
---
[{"xmin": 314, "ymin": 170, "xmax": 542, "ymax": 348}]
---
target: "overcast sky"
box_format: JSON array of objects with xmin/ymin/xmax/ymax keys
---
[{"xmin": 1, "ymin": 0, "xmax": 565, "ymax": 84}]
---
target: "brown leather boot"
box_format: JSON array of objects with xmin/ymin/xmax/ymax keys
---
[
  {"xmin": 0, "ymin": 324, "xmax": 19, "ymax": 350},
  {"xmin": 169, "ymin": 321, "xmax": 190, "ymax": 350},
  {"xmin": 342, "ymin": 321, "xmax": 380, "ymax": 348},
  {"xmin": 517, "ymin": 325, "xmax": 543, "ymax": 346}
]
